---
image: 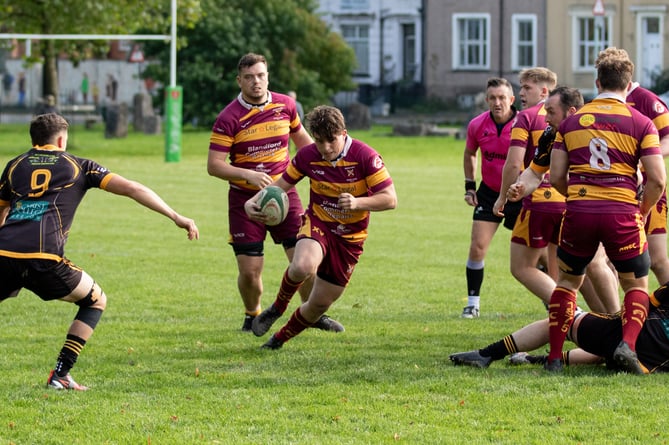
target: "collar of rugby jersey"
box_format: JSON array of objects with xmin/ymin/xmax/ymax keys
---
[{"xmin": 238, "ymin": 92, "xmax": 272, "ymax": 111}]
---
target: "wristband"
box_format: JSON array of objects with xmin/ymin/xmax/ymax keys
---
[{"xmin": 465, "ymin": 179, "xmax": 476, "ymax": 192}]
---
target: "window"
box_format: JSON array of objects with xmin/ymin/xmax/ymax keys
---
[
  {"xmin": 402, "ymin": 24, "xmax": 416, "ymax": 81},
  {"xmin": 511, "ymin": 14, "xmax": 536, "ymax": 70},
  {"xmin": 452, "ymin": 14, "xmax": 490, "ymax": 70},
  {"xmin": 574, "ymin": 15, "xmax": 611, "ymax": 70},
  {"xmin": 341, "ymin": 24, "xmax": 370, "ymax": 76}
]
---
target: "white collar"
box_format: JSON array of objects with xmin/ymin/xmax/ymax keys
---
[{"xmin": 238, "ymin": 92, "xmax": 272, "ymax": 110}]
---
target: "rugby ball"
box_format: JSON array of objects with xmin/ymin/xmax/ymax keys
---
[{"xmin": 258, "ymin": 186, "xmax": 289, "ymax": 226}]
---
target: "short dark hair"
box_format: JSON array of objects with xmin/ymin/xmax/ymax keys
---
[
  {"xmin": 30, "ymin": 113, "xmax": 69, "ymax": 146},
  {"xmin": 486, "ymin": 77, "xmax": 514, "ymax": 95},
  {"xmin": 549, "ymin": 85, "xmax": 584, "ymax": 111},
  {"xmin": 237, "ymin": 53, "xmax": 267, "ymax": 74},
  {"xmin": 306, "ymin": 105, "xmax": 346, "ymax": 141},
  {"xmin": 595, "ymin": 47, "xmax": 634, "ymax": 91}
]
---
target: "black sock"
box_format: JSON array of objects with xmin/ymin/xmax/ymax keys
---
[
  {"xmin": 479, "ymin": 335, "xmax": 518, "ymax": 360},
  {"xmin": 55, "ymin": 334, "xmax": 86, "ymax": 377}
]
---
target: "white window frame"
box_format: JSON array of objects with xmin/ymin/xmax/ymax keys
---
[
  {"xmin": 511, "ymin": 14, "xmax": 537, "ymax": 70},
  {"xmin": 452, "ymin": 13, "xmax": 490, "ymax": 71},
  {"xmin": 340, "ymin": 23, "xmax": 370, "ymax": 77},
  {"xmin": 634, "ymin": 8, "xmax": 665, "ymax": 86},
  {"xmin": 572, "ymin": 13, "xmax": 612, "ymax": 72}
]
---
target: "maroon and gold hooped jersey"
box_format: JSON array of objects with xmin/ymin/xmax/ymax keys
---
[
  {"xmin": 209, "ymin": 91, "xmax": 301, "ymax": 192},
  {"xmin": 552, "ymin": 96, "xmax": 661, "ymax": 213},
  {"xmin": 282, "ymin": 136, "xmax": 393, "ymax": 244}
]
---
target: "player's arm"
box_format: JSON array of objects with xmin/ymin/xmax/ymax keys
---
[
  {"xmin": 660, "ymin": 134, "xmax": 669, "ymax": 158},
  {"xmin": 508, "ymin": 126, "xmax": 555, "ymax": 201},
  {"xmin": 338, "ymin": 183, "xmax": 397, "ymax": 212},
  {"xmin": 493, "ymin": 145, "xmax": 525, "ymax": 216},
  {"xmin": 639, "ymin": 153, "xmax": 666, "ymax": 216},
  {"xmin": 549, "ymin": 149, "xmax": 569, "ymax": 196},
  {"xmin": 206, "ymin": 150, "xmax": 272, "ymax": 188},
  {"xmin": 290, "ymin": 126, "xmax": 313, "ymax": 150},
  {"xmin": 0, "ymin": 204, "xmax": 8, "ymax": 226},
  {"xmin": 463, "ymin": 147, "xmax": 478, "ymax": 206},
  {"xmin": 507, "ymin": 167, "xmax": 543, "ymax": 202},
  {"xmin": 103, "ymin": 175, "xmax": 199, "ymax": 240}
]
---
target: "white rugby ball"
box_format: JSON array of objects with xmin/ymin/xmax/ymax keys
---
[{"xmin": 258, "ymin": 186, "xmax": 289, "ymax": 226}]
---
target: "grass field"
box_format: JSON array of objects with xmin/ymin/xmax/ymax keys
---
[{"xmin": 0, "ymin": 122, "xmax": 668, "ymax": 444}]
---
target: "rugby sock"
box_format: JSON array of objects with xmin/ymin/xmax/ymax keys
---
[
  {"xmin": 479, "ymin": 335, "xmax": 518, "ymax": 360},
  {"xmin": 274, "ymin": 307, "xmax": 313, "ymax": 343},
  {"xmin": 562, "ymin": 351, "xmax": 570, "ymax": 366},
  {"xmin": 274, "ymin": 269, "xmax": 304, "ymax": 314},
  {"xmin": 245, "ymin": 308, "xmax": 261, "ymax": 317},
  {"xmin": 54, "ymin": 334, "xmax": 86, "ymax": 377},
  {"xmin": 466, "ymin": 260, "xmax": 484, "ymax": 308},
  {"xmin": 620, "ymin": 289, "xmax": 649, "ymax": 351},
  {"xmin": 547, "ymin": 287, "xmax": 577, "ymax": 361}
]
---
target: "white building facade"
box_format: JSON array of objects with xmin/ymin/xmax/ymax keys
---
[{"xmin": 316, "ymin": 0, "xmax": 423, "ymax": 112}]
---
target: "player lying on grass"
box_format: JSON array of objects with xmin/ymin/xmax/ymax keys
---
[{"xmin": 450, "ymin": 282, "xmax": 669, "ymax": 374}]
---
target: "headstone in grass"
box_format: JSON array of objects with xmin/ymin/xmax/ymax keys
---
[
  {"xmin": 344, "ymin": 102, "xmax": 371, "ymax": 130},
  {"xmin": 105, "ymin": 103, "xmax": 128, "ymax": 138}
]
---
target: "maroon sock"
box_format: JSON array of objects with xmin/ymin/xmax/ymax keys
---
[
  {"xmin": 274, "ymin": 307, "xmax": 313, "ymax": 343},
  {"xmin": 547, "ymin": 287, "xmax": 577, "ymax": 361},
  {"xmin": 273, "ymin": 269, "xmax": 304, "ymax": 314},
  {"xmin": 621, "ymin": 289, "xmax": 649, "ymax": 351}
]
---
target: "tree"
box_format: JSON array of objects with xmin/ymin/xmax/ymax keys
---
[
  {"xmin": 141, "ymin": 0, "xmax": 356, "ymax": 127},
  {"xmin": 0, "ymin": 0, "xmax": 202, "ymax": 103}
]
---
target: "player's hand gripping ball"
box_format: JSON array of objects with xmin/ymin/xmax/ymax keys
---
[{"xmin": 257, "ymin": 186, "xmax": 289, "ymax": 226}]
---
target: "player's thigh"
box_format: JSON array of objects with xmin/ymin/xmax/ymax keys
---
[
  {"xmin": 571, "ymin": 312, "xmax": 620, "ymax": 359},
  {"xmin": 510, "ymin": 242, "xmax": 544, "ymax": 269},
  {"xmin": 25, "ymin": 258, "xmax": 85, "ymax": 302},
  {"xmin": 59, "ymin": 270, "xmax": 102, "ymax": 308},
  {"xmin": 289, "ymin": 238, "xmax": 323, "ymax": 276},
  {"xmin": 0, "ymin": 257, "xmax": 23, "ymax": 301},
  {"xmin": 469, "ymin": 220, "xmax": 499, "ymax": 254},
  {"xmin": 558, "ymin": 210, "xmax": 601, "ymax": 259}
]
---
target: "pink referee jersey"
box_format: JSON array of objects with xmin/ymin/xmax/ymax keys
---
[
  {"xmin": 208, "ymin": 91, "xmax": 301, "ymax": 192},
  {"xmin": 465, "ymin": 110, "xmax": 517, "ymax": 193},
  {"xmin": 552, "ymin": 95, "xmax": 661, "ymax": 213}
]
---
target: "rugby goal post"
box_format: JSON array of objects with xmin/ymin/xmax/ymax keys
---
[{"xmin": 0, "ymin": 0, "xmax": 183, "ymax": 162}]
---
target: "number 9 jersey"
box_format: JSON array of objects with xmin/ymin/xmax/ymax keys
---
[{"xmin": 0, "ymin": 146, "xmax": 114, "ymax": 260}]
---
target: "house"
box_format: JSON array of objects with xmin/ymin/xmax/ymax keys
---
[
  {"xmin": 545, "ymin": 0, "xmax": 667, "ymax": 97},
  {"xmin": 315, "ymin": 0, "xmax": 423, "ymax": 113},
  {"xmin": 422, "ymin": 0, "xmax": 548, "ymax": 106},
  {"xmin": 421, "ymin": 0, "xmax": 668, "ymax": 106}
]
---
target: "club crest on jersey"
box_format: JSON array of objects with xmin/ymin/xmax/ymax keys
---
[
  {"xmin": 579, "ymin": 114, "xmax": 595, "ymax": 127},
  {"xmin": 654, "ymin": 101, "xmax": 666, "ymax": 114}
]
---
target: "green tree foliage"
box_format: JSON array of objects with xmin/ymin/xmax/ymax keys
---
[
  {"xmin": 651, "ymin": 69, "xmax": 669, "ymax": 95},
  {"xmin": 142, "ymin": 0, "xmax": 356, "ymax": 127},
  {"xmin": 0, "ymin": 0, "xmax": 202, "ymax": 101}
]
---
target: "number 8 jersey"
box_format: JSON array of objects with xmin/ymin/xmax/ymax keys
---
[{"xmin": 552, "ymin": 95, "xmax": 661, "ymax": 213}]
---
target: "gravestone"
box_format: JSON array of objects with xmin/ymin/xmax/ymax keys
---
[
  {"xmin": 345, "ymin": 102, "xmax": 371, "ymax": 130},
  {"xmin": 133, "ymin": 93, "xmax": 153, "ymax": 131},
  {"xmin": 105, "ymin": 103, "xmax": 129, "ymax": 138}
]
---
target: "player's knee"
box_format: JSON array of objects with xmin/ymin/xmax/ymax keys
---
[
  {"xmin": 76, "ymin": 282, "xmax": 107, "ymax": 311},
  {"xmin": 74, "ymin": 284, "xmax": 105, "ymax": 330},
  {"xmin": 289, "ymin": 260, "xmax": 316, "ymax": 281}
]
